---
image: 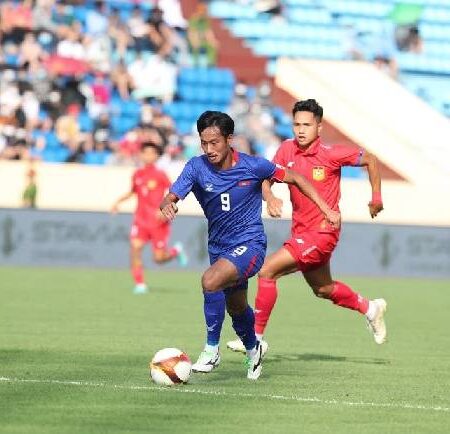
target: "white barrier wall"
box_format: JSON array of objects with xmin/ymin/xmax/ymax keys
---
[{"xmin": 1, "ymin": 160, "xmax": 449, "ymax": 226}]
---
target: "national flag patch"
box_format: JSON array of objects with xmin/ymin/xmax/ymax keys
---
[
  {"xmin": 238, "ymin": 180, "xmax": 251, "ymax": 187},
  {"xmin": 147, "ymin": 179, "xmax": 157, "ymax": 189},
  {"xmin": 312, "ymin": 166, "xmax": 325, "ymax": 181}
]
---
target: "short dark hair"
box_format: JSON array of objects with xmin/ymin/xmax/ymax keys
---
[
  {"xmin": 292, "ymin": 99, "xmax": 323, "ymax": 121},
  {"xmin": 141, "ymin": 141, "xmax": 162, "ymax": 155},
  {"xmin": 197, "ymin": 111, "xmax": 234, "ymax": 137}
]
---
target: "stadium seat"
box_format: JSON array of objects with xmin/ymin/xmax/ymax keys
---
[{"xmin": 83, "ymin": 151, "xmax": 111, "ymax": 165}]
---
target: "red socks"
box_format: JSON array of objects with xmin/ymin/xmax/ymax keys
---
[
  {"xmin": 329, "ymin": 281, "xmax": 369, "ymax": 314},
  {"xmin": 254, "ymin": 278, "xmax": 368, "ymax": 336},
  {"xmin": 254, "ymin": 277, "xmax": 278, "ymax": 335},
  {"xmin": 131, "ymin": 265, "xmax": 144, "ymax": 285}
]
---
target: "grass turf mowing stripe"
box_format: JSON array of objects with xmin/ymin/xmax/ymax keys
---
[{"xmin": 1, "ymin": 376, "xmax": 448, "ymax": 413}]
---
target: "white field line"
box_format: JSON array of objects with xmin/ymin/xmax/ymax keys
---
[{"xmin": 1, "ymin": 376, "xmax": 449, "ymax": 413}]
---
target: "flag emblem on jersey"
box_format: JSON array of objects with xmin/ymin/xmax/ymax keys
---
[
  {"xmin": 312, "ymin": 166, "xmax": 325, "ymax": 181},
  {"xmin": 238, "ymin": 180, "xmax": 251, "ymax": 187},
  {"xmin": 147, "ymin": 179, "xmax": 157, "ymax": 190}
]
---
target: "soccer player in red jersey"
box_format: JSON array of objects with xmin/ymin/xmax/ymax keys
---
[
  {"xmin": 227, "ymin": 99, "xmax": 386, "ymax": 352},
  {"xmin": 111, "ymin": 142, "xmax": 186, "ymax": 294}
]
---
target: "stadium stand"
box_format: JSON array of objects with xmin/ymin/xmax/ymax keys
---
[
  {"xmin": 211, "ymin": 0, "xmax": 450, "ymax": 118},
  {"xmin": 0, "ymin": 0, "xmax": 293, "ymax": 168}
]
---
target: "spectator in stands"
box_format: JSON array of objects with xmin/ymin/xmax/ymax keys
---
[
  {"xmin": 128, "ymin": 52, "xmax": 177, "ymax": 102},
  {"xmin": 93, "ymin": 111, "xmax": 111, "ymax": 146},
  {"xmin": 32, "ymin": 0, "xmax": 56, "ymax": 33},
  {"xmin": 21, "ymin": 90, "xmax": 40, "ymax": 130},
  {"xmin": 127, "ymin": 6, "xmax": 150, "ymax": 52},
  {"xmin": 87, "ymin": 74, "xmax": 111, "ymax": 118},
  {"xmin": 1, "ymin": 0, "xmax": 33, "ymax": 42},
  {"xmin": 51, "ymin": 1, "xmax": 74, "ymax": 37},
  {"xmin": 111, "ymin": 60, "xmax": 134, "ymax": 100},
  {"xmin": 85, "ymin": 1, "xmax": 108, "ymax": 37},
  {"xmin": 395, "ymin": 24, "xmax": 423, "ymax": 54},
  {"xmin": 108, "ymin": 9, "xmax": 131, "ymax": 59},
  {"xmin": 19, "ymin": 32, "xmax": 46, "ymax": 69},
  {"xmin": 147, "ymin": 6, "xmax": 175, "ymax": 60},
  {"xmin": 187, "ymin": 2, "xmax": 218, "ymax": 67},
  {"xmin": 55, "ymin": 103, "xmax": 80, "ymax": 147},
  {"xmin": 57, "ymin": 28, "xmax": 85, "ymax": 59},
  {"xmin": 159, "ymin": 0, "xmax": 187, "ymax": 30}
]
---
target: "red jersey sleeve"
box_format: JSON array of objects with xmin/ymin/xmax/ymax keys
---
[
  {"xmin": 328, "ymin": 145, "xmax": 364, "ymax": 168},
  {"xmin": 271, "ymin": 165, "xmax": 286, "ymax": 183}
]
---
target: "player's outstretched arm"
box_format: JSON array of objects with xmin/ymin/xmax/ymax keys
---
[
  {"xmin": 160, "ymin": 192, "xmax": 180, "ymax": 221},
  {"xmin": 111, "ymin": 191, "xmax": 134, "ymax": 214},
  {"xmin": 262, "ymin": 179, "xmax": 283, "ymax": 218},
  {"xmin": 359, "ymin": 152, "xmax": 383, "ymax": 218},
  {"xmin": 283, "ymin": 169, "xmax": 341, "ymax": 229}
]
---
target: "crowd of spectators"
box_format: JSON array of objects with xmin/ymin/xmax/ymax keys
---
[
  {"xmin": 0, "ymin": 0, "xmax": 228, "ymax": 166},
  {"xmin": 5, "ymin": 0, "xmax": 384, "ymax": 168}
]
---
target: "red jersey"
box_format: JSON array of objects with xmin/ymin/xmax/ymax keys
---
[
  {"xmin": 132, "ymin": 164, "xmax": 171, "ymax": 228},
  {"xmin": 273, "ymin": 138, "xmax": 363, "ymax": 235}
]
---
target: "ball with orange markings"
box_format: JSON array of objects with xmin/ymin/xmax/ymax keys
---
[{"xmin": 150, "ymin": 348, "xmax": 192, "ymax": 386}]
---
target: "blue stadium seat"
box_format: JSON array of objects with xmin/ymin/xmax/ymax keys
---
[
  {"xmin": 78, "ymin": 111, "xmax": 94, "ymax": 132},
  {"xmin": 83, "ymin": 151, "xmax": 111, "ymax": 165},
  {"xmin": 111, "ymin": 116, "xmax": 139, "ymax": 135},
  {"xmin": 42, "ymin": 147, "xmax": 70, "ymax": 163}
]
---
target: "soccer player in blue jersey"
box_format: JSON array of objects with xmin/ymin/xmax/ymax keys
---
[{"xmin": 160, "ymin": 111, "xmax": 340, "ymax": 380}]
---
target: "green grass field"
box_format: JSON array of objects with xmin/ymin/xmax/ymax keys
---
[{"xmin": 1, "ymin": 267, "xmax": 449, "ymax": 434}]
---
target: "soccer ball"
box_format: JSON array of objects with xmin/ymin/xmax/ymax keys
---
[{"xmin": 150, "ymin": 348, "xmax": 192, "ymax": 386}]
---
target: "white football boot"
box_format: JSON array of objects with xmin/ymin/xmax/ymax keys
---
[
  {"xmin": 366, "ymin": 298, "xmax": 387, "ymax": 344},
  {"xmin": 191, "ymin": 350, "xmax": 221, "ymax": 373},
  {"xmin": 227, "ymin": 338, "xmax": 269, "ymax": 356},
  {"xmin": 246, "ymin": 341, "xmax": 264, "ymax": 380}
]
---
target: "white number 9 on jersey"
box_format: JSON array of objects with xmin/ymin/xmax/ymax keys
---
[{"xmin": 220, "ymin": 193, "xmax": 231, "ymax": 211}]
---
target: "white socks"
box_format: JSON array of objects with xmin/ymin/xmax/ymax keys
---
[{"xmin": 204, "ymin": 344, "xmax": 219, "ymax": 353}]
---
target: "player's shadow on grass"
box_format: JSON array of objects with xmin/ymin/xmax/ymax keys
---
[{"xmin": 266, "ymin": 353, "xmax": 389, "ymax": 365}]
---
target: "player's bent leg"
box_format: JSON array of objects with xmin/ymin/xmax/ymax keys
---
[
  {"xmin": 227, "ymin": 247, "xmax": 298, "ymax": 354},
  {"xmin": 130, "ymin": 238, "xmax": 148, "ymax": 294},
  {"xmin": 152, "ymin": 248, "xmax": 176, "ymax": 264},
  {"xmin": 303, "ymin": 263, "xmax": 387, "ymax": 344},
  {"xmin": 201, "ymin": 258, "xmax": 240, "ymax": 293}
]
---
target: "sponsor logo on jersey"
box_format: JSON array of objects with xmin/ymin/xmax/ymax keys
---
[
  {"xmin": 205, "ymin": 183, "xmax": 214, "ymax": 192},
  {"xmin": 312, "ymin": 166, "xmax": 325, "ymax": 181}
]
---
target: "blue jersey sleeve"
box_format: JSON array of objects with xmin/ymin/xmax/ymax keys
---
[
  {"xmin": 169, "ymin": 159, "xmax": 197, "ymax": 200},
  {"xmin": 250, "ymin": 156, "xmax": 276, "ymax": 180}
]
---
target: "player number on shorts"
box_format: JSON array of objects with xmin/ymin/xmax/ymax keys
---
[
  {"xmin": 220, "ymin": 193, "xmax": 231, "ymax": 211},
  {"xmin": 231, "ymin": 246, "xmax": 247, "ymax": 257}
]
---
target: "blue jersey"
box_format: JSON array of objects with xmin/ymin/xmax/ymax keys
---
[{"xmin": 170, "ymin": 151, "xmax": 279, "ymax": 256}]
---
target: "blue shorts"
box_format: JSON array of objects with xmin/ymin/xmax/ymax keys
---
[{"xmin": 209, "ymin": 242, "xmax": 266, "ymax": 293}]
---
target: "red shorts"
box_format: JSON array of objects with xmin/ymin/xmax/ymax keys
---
[
  {"xmin": 130, "ymin": 221, "xmax": 170, "ymax": 251},
  {"xmin": 283, "ymin": 231, "xmax": 339, "ymax": 272}
]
